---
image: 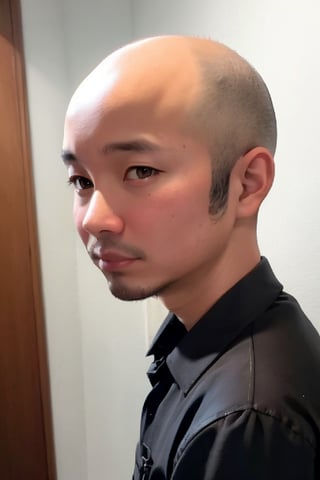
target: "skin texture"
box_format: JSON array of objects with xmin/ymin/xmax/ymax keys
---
[{"xmin": 62, "ymin": 36, "xmax": 275, "ymax": 330}]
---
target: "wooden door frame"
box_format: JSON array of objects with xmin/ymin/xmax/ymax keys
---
[{"xmin": 0, "ymin": 0, "xmax": 56, "ymax": 477}]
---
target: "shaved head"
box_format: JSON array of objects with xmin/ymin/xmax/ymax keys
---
[
  {"xmin": 188, "ymin": 39, "xmax": 277, "ymax": 212},
  {"xmin": 66, "ymin": 35, "xmax": 276, "ymax": 214}
]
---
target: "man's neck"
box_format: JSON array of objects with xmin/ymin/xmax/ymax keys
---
[{"xmin": 160, "ymin": 247, "xmax": 260, "ymax": 331}]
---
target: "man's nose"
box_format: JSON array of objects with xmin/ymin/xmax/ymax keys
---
[{"xmin": 81, "ymin": 190, "xmax": 124, "ymax": 236}]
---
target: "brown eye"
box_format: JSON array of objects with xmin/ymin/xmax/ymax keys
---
[
  {"xmin": 125, "ymin": 166, "xmax": 160, "ymax": 180},
  {"xmin": 68, "ymin": 175, "xmax": 93, "ymax": 190}
]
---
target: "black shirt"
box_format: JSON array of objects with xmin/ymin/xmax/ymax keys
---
[{"xmin": 133, "ymin": 258, "xmax": 320, "ymax": 479}]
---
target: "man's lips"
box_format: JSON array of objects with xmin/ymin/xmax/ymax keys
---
[{"xmin": 91, "ymin": 250, "xmax": 140, "ymax": 272}]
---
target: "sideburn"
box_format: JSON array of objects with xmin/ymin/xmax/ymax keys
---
[{"xmin": 208, "ymin": 169, "xmax": 231, "ymax": 217}]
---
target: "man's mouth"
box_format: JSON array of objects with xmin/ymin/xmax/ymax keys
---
[{"xmin": 93, "ymin": 250, "xmax": 140, "ymax": 272}]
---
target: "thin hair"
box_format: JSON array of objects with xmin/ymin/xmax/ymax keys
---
[{"xmin": 192, "ymin": 47, "xmax": 277, "ymax": 215}]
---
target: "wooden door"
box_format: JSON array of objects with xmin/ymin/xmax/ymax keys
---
[{"xmin": 0, "ymin": 0, "xmax": 56, "ymax": 478}]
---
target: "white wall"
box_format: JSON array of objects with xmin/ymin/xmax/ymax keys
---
[
  {"xmin": 60, "ymin": 0, "xmax": 133, "ymax": 93},
  {"xmin": 22, "ymin": 0, "xmax": 320, "ymax": 479},
  {"xmin": 21, "ymin": 1, "xmax": 87, "ymax": 479}
]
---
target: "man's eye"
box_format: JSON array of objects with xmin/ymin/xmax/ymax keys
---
[
  {"xmin": 68, "ymin": 175, "xmax": 93, "ymax": 191},
  {"xmin": 125, "ymin": 166, "xmax": 160, "ymax": 180}
]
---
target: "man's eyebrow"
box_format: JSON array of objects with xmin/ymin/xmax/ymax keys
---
[
  {"xmin": 61, "ymin": 140, "xmax": 161, "ymax": 164},
  {"xmin": 101, "ymin": 139, "xmax": 161, "ymax": 155},
  {"xmin": 61, "ymin": 150, "xmax": 77, "ymax": 164}
]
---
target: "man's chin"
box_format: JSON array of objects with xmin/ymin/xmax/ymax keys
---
[{"xmin": 108, "ymin": 280, "xmax": 163, "ymax": 302}]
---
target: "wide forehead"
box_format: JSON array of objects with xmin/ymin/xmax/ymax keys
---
[
  {"xmin": 66, "ymin": 37, "xmax": 206, "ymax": 121},
  {"xmin": 63, "ymin": 35, "xmax": 250, "ymax": 156}
]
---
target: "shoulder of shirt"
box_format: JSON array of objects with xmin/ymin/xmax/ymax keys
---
[
  {"xmin": 171, "ymin": 294, "xmax": 320, "ymax": 466},
  {"xmin": 171, "ymin": 406, "xmax": 317, "ymax": 476}
]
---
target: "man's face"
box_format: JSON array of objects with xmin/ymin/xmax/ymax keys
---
[{"xmin": 63, "ymin": 76, "xmax": 237, "ymax": 309}]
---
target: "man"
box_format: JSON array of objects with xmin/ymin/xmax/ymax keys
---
[{"xmin": 62, "ymin": 36, "xmax": 320, "ymax": 479}]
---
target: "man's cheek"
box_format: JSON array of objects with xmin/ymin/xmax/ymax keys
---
[
  {"xmin": 78, "ymin": 227, "xmax": 90, "ymax": 246},
  {"xmin": 73, "ymin": 209, "xmax": 89, "ymax": 245}
]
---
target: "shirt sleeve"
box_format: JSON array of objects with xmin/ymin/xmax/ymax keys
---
[{"xmin": 171, "ymin": 409, "xmax": 315, "ymax": 480}]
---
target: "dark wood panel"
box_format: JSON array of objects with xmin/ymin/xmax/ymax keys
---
[{"xmin": 0, "ymin": 0, "xmax": 56, "ymax": 478}]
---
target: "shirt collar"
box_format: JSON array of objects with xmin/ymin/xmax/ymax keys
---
[
  {"xmin": 147, "ymin": 312, "xmax": 187, "ymax": 360},
  {"xmin": 147, "ymin": 258, "xmax": 283, "ymax": 394}
]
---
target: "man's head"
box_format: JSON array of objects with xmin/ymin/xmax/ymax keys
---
[{"xmin": 62, "ymin": 36, "xmax": 276, "ymax": 327}]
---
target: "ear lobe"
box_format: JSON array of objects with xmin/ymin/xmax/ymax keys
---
[{"xmin": 236, "ymin": 147, "xmax": 275, "ymax": 218}]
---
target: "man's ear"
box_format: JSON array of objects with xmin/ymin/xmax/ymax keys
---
[{"xmin": 232, "ymin": 147, "xmax": 275, "ymax": 218}]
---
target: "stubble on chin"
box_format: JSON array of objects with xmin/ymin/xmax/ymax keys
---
[{"xmin": 106, "ymin": 274, "xmax": 165, "ymax": 302}]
